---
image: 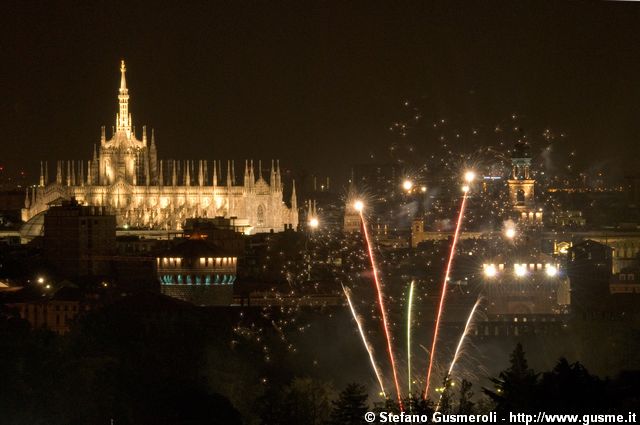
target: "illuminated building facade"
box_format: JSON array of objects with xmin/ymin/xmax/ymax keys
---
[
  {"xmin": 480, "ymin": 255, "xmax": 570, "ymax": 315},
  {"xmin": 508, "ymin": 140, "xmax": 542, "ymax": 224},
  {"xmin": 157, "ymin": 238, "xmax": 237, "ymax": 306},
  {"xmin": 22, "ymin": 61, "xmax": 298, "ymax": 234}
]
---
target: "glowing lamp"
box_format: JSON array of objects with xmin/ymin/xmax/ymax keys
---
[
  {"xmin": 514, "ymin": 264, "xmax": 527, "ymax": 277},
  {"xmin": 484, "ymin": 264, "xmax": 497, "ymax": 278},
  {"xmin": 545, "ymin": 265, "xmax": 558, "ymax": 277},
  {"xmin": 464, "ymin": 171, "xmax": 476, "ymax": 183},
  {"xmin": 462, "ymin": 185, "xmax": 470, "ymax": 193},
  {"xmin": 354, "ymin": 200, "xmax": 364, "ymax": 212},
  {"xmin": 402, "ymin": 180, "xmax": 414, "ymax": 191},
  {"xmin": 505, "ymin": 228, "xmax": 516, "ymax": 239},
  {"xmin": 308, "ymin": 217, "xmax": 319, "ymax": 228}
]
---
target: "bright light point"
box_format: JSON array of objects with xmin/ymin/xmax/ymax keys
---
[
  {"xmin": 45, "ymin": 284, "xmax": 51, "ymax": 289},
  {"xmin": 308, "ymin": 217, "xmax": 319, "ymax": 228},
  {"xmin": 546, "ymin": 265, "xmax": 558, "ymax": 277},
  {"xmin": 484, "ymin": 264, "xmax": 497, "ymax": 278},
  {"xmin": 515, "ymin": 264, "xmax": 527, "ymax": 277},
  {"xmin": 464, "ymin": 171, "xmax": 476, "ymax": 183},
  {"xmin": 505, "ymin": 228, "xmax": 516, "ymax": 239},
  {"xmin": 402, "ymin": 180, "xmax": 413, "ymax": 191},
  {"xmin": 354, "ymin": 200, "xmax": 364, "ymax": 212},
  {"xmin": 421, "ymin": 186, "xmax": 427, "ymax": 193},
  {"xmin": 37, "ymin": 277, "xmax": 44, "ymax": 284},
  {"xmin": 462, "ymin": 185, "xmax": 470, "ymax": 193}
]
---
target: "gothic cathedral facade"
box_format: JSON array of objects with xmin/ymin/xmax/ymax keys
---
[{"xmin": 22, "ymin": 61, "xmax": 299, "ymax": 233}]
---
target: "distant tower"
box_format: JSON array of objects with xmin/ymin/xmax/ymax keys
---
[
  {"xmin": 343, "ymin": 178, "xmax": 361, "ymax": 233},
  {"xmin": 507, "ymin": 139, "xmax": 541, "ymax": 223}
]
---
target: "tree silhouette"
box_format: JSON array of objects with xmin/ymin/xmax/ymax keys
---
[
  {"xmin": 329, "ymin": 383, "xmax": 369, "ymax": 425},
  {"xmin": 539, "ymin": 358, "xmax": 606, "ymax": 412},
  {"xmin": 457, "ymin": 379, "xmax": 475, "ymax": 414},
  {"xmin": 485, "ymin": 342, "xmax": 539, "ymax": 413}
]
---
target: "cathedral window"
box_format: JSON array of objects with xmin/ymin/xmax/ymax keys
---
[{"xmin": 257, "ymin": 205, "xmax": 265, "ymax": 226}]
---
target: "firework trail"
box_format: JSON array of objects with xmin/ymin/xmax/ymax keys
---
[
  {"xmin": 360, "ymin": 210, "xmax": 403, "ymax": 409},
  {"xmin": 407, "ymin": 280, "xmax": 415, "ymax": 396},
  {"xmin": 424, "ymin": 191, "xmax": 469, "ymax": 398},
  {"xmin": 436, "ymin": 298, "xmax": 481, "ymax": 411},
  {"xmin": 342, "ymin": 284, "xmax": 387, "ymax": 398}
]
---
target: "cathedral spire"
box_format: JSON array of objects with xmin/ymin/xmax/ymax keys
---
[
  {"xmin": 291, "ymin": 179, "xmax": 297, "ymax": 210},
  {"xmin": 172, "ymin": 160, "xmax": 177, "ymax": 186},
  {"xmin": 149, "ymin": 129, "xmax": 158, "ymax": 183},
  {"xmin": 226, "ymin": 160, "xmax": 232, "ymax": 187},
  {"xmin": 276, "ymin": 159, "xmax": 281, "ymax": 191},
  {"xmin": 213, "ymin": 160, "xmax": 218, "ymax": 186},
  {"xmin": 56, "ymin": 161, "xmax": 62, "ymax": 185},
  {"xmin": 116, "ymin": 60, "xmax": 131, "ymax": 134},
  {"xmin": 270, "ymin": 160, "xmax": 276, "ymax": 190},
  {"xmin": 120, "ymin": 60, "xmax": 127, "ymax": 91},
  {"xmin": 203, "ymin": 160, "xmax": 208, "ymax": 186},
  {"xmin": 39, "ymin": 161, "xmax": 44, "ymax": 187}
]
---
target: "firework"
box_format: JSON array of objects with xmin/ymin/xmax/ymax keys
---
[
  {"xmin": 359, "ymin": 206, "xmax": 403, "ymax": 409},
  {"xmin": 424, "ymin": 177, "xmax": 472, "ymax": 398},
  {"xmin": 436, "ymin": 298, "xmax": 481, "ymax": 411},
  {"xmin": 407, "ymin": 280, "xmax": 415, "ymax": 396},
  {"xmin": 342, "ymin": 284, "xmax": 387, "ymax": 398}
]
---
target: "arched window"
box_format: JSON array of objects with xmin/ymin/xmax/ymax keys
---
[
  {"xmin": 516, "ymin": 189, "xmax": 525, "ymax": 205},
  {"xmin": 257, "ymin": 204, "xmax": 265, "ymax": 226}
]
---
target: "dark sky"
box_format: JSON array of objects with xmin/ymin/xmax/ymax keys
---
[{"xmin": 2, "ymin": 1, "xmax": 640, "ymax": 184}]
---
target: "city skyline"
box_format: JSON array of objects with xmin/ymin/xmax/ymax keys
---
[
  {"xmin": 2, "ymin": 1, "xmax": 640, "ymax": 184},
  {"xmin": 2, "ymin": 2, "xmax": 640, "ymax": 422}
]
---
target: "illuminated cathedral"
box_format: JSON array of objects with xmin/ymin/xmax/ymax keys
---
[{"xmin": 22, "ymin": 61, "xmax": 298, "ymax": 233}]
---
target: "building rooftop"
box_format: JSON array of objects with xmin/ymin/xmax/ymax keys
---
[{"xmin": 159, "ymin": 238, "xmax": 232, "ymax": 259}]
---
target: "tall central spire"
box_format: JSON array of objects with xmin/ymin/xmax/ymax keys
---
[{"xmin": 117, "ymin": 60, "xmax": 131, "ymax": 134}]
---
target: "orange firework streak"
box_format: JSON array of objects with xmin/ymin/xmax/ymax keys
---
[
  {"xmin": 359, "ymin": 211, "xmax": 404, "ymax": 409},
  {"xmin": 424, "ymin": 193, "xmax": 468, "ymax": 398}
]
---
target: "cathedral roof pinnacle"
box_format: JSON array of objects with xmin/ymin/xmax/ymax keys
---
[{"xmin": 120, "ymin": 60, "xmax": 127, "ymax": 91}]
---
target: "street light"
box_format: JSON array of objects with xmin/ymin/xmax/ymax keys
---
[
  {"xmin": 308, "ymin": 217, "xmax": 319, "ymax": 229},
  {"xmin": 515, "ymin": 264, "xmax": 527, "ymax": 277},
  {"xmin": 484, "ymin": 264, "xmax": 498, "ymax": 278},
  {"xmin": 402, "ymin": 180, "xmax": 414, "ymax": 191},
  {"xmin": 464, "ymin": 171, "xmax": 476, "ymax": 183},
  {"xmin": 354, "ymin": 200, "xmax": 364, "ymax": 212},
  {"xmin": 505, "ymin": 228, "xmax": 516, "ymax": 239},
  {"xmin": 545, "ymin": 265, "xmax": 558, "ymax": 277}
]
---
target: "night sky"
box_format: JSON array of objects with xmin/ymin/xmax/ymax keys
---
[{"xmin": 3, "ymin": 1, "xmax": 640, "ymax": 184}]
